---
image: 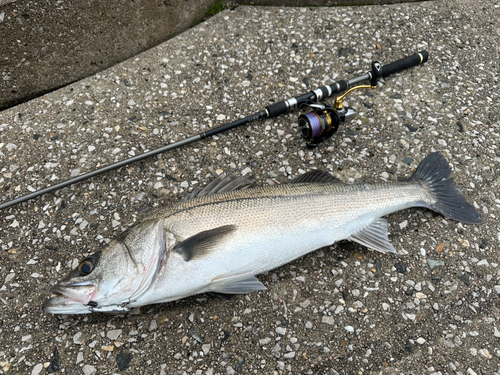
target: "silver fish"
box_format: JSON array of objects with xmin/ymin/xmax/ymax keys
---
[{"xmin": 43, "ymin": 152, "xmax": 481, "ymax": 314}]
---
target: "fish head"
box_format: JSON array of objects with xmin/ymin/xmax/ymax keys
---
[
  {"xmin": 43, "ymin": 219, "xmax": 169, "ymax": 314},
  {"xmin": 42, "ymin": 241, "xmax": 142, "ymax": 314}
]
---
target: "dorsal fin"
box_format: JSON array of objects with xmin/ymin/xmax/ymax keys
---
[
  {"xmin": 183, "ymin": 173, "xmax": 256, "ymax": 201},
  {"xmin": 290, "ymin": 170, "xmax": 343, "ymax": 184}
]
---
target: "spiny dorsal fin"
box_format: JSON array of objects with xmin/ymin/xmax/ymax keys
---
[
  {"xmin": 173, "ymin": 225, "xmax": 237, "ymax": 261},
  {"xmin": 290, "ymin": 170, "xmax": 343, "ymax": 184},
  {"xmin": 183, "ymin": 173, "xmax": 256, "ymax": 201},
  {"xmin": 348, "ymin": 218, "xmax": 396, "ymax": 254}
]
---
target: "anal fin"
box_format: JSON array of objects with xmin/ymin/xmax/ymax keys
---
[{"xmin": 348, "ymin": 218, "xmax": 396, "ymax": 254}]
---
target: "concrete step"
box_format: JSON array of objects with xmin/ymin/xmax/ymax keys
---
[{"xmin": 0, "ymin": 0, "xmax": 219, "ymax": 110}]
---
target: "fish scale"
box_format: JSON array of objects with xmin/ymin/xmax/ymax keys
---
[
  {"xmin": 43, "ymin": 153, "xmax": 481, "ymax": 314},
  {"xmin": 160, "ymin": 182, "xmax": 426, "ymax": 240}
]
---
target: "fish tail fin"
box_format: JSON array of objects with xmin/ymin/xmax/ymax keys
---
[{"xmin": 411, "ymin": 152, "xmax": 481, "ymax": 224}]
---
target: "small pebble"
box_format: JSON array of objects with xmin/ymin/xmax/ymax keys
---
[
  {"xmin": 479, "ymin": 349, "xmax": 492, "ymax": 359},
  {"xmin": 394, "ymin": 262, "xmax": 406, "ymax": 273},
  {"xmin": 427, "ymin": 259, "xmax": 445, "ymax": 269},
  {"xmin": 107, "ymin": 329, "xmax": 122, "ymax": 340},
  {"xmin": 494, "ymin": 327, "xmax": 500, "ymax": 338},
  {"xmin": 241, "ymin": 167, "xmax": 252, "ymax": 176},
  {"xmin": 283, "ymin": 352, "xmax": 296, "ymax": 359},
  {"xmin": 234, "ymin": 356, "xmax": 245, "ymax": 372},
  {"xmin": 322, "ymin": 316, "xmax": 334, "ymax": 325},
  {"xmin": 73, "ymin": 332, "xmax": 83, "ymax": 345},
  {"xmin": 82, "ymin": 365, "xmax": 97, "ymax": 375},
  {"xmin": 31, "ymin": 363, "xmax": 43, "ymax": 375},
  {"xmin": 149, "ymin": 319, "xmax": 158, "ymax": 331},
  {"xmin": 116, "ymin": 352, "xmax": 133, "ymax": 371},
  {"xmin": 259, "ymin": 338, "xmax": 271, "ymax": 345},
  {"xmin": 76, "ymin": 352, "xmax": 84, "ymax": 364},
  {"xmin": 202, "ymin": 343, "xmax": 211, "ymax": 355},
  {"xmin": 276, "ymin": 327, "xmax": 287, "ymax": 335},
  {"xmin": 476, "ymin": 259, "xmax": 488, "ymax": 266}
]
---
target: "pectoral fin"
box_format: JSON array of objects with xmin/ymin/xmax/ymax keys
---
[
  {"xmin": 173, "ymin": 225, "xmax": 237, "ymax": 261},
  {"xmin": 348, "ymin": 218, "xmax": 396, "ymax": 254}
]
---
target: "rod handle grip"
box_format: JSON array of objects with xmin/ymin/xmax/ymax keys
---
[
  {"xmin": 381, "ymin": 50, "xmax": 429, "ymax": 78},
  {"xmin": 265, "ymin": 101, "xmax": 288, "ymax": 118}
]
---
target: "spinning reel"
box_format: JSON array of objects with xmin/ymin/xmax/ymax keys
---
[{"xmin": 299, "ymin": 61, "xmax": 382, "ymax": 148}]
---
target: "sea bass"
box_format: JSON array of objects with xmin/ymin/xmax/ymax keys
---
[{"xmin": 43, "ymin": 152, "xmax": 481, "ymax": 314}]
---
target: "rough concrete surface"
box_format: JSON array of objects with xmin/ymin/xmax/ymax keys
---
[
  {"xmin": 1, "ymin": 0, "xmax": 500, "ymax": 374},
  {"xmin": 0, "ymin": 0, "xmax": 218, "ymax": 111},
  {"xmin": 241, "ymin": 0, "xmax": 425, "ymax": 5}
]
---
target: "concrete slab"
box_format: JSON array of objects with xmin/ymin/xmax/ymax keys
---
[
  {"xmin": 244, "ymin": 0, "xmax": 424, "ymax": 4},
  {"xmin": 0, "ymin": 0, "xmax": 218, "ymax": 110},
  {"xmin": 1, "ymin": 1, "xmax": 500, "ymax": 374}
]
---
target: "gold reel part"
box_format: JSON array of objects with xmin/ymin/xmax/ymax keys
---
[{"xmin": 334, "ymin": 85, "xmax": 377, "ymax": 110}]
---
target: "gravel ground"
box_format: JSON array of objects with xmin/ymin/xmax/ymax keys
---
[{"xmin": 1, "ymin": 0, "xmax": 500, "ymax": 374}]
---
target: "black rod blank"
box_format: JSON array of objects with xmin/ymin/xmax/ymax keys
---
[{"xmin": 0, "ymin": 51, "xmax": 428, "ymax": 211}]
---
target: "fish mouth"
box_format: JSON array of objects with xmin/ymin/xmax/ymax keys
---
[
  {"xmin": 43, "ymin": 283, "xmax": 97, "ymax": 314},
  {"xmin": 42, "ymin": 293, "xmax": 93, "ymax": 314}
]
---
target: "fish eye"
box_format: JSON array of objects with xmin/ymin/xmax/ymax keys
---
[{"xmin": 78, "ymin": 258, "xmax": 96, "ymax": 275}]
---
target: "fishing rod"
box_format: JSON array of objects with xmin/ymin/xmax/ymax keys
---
[{"xmin": 0, "ymin": 51, "xmax": 428, "ymax": 211}]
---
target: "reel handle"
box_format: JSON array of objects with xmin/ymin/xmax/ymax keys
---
[{"xmin": 381, "ymin": 50, "xmax": 429, "ymax": 78}]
